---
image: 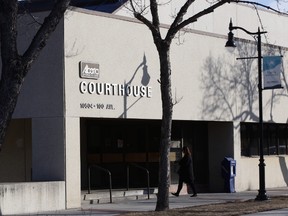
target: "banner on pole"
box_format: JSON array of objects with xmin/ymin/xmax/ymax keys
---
[{"xmin": 263, "ymin": 56, "xmax": 283, "ymax": 90}]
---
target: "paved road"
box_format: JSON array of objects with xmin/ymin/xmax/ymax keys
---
[{"xmin": 245, "ymin": 208, "xmax": 288, "ymax": 215}]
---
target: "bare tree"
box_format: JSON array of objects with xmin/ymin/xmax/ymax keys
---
[
  {"xmin": 0, "ymin": 0, "xmax": 71, "ymax": 149},
  {"xmin": 128, "ymin": 0, "xmax": 235, "ymax": 211},
  {"xmin": 128, "ymin": 0, "xmax": 282, "ymax": 212}
]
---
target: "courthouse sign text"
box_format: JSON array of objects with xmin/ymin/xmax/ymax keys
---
[{"xmin": 79, "ymin": 81, "xmax": 152, "ymax": 98}]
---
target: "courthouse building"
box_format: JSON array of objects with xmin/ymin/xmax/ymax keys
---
[{"xmin": 1, "ymin": 0, "xmax": 288, "ymax": 214}]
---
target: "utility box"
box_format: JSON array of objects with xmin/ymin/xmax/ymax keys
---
[{"xmin": 221, "ymin": 157, "xmax": 236, "ymax": 193}]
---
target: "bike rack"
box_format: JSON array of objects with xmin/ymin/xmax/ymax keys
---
[
  {"xmin": 88, "ymin": 164, "xmax": 112, "ymax": 203},
  {"xmin": 127, "ymin": 163, "xmax": 150, "ymax": 199}
]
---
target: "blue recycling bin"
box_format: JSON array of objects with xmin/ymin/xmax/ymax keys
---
[{"xmin": 221, "ymin": 157, "xmax": 236, "ymax": 193}]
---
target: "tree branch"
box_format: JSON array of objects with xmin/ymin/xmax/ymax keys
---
[
  {"xmin": 166, "ymin": 0, "xmax": 230, "ymax": 42},
  {"xmin": 169, "ymin": 0, "xmax": 195, "ymax": 31},
  {"xmin": 150, "ymin": 0, "xmax": 160, "ymax": 28},
  {"xmin": 22, "ymin": 0, "xmax": 71, "ymax": 71},
  {"xmin": 0, "ymin": 0, "xmax": 19, "ymax": 62},
  {"xmin": 130, "ymin": 0, "xmax": 161, "ymax": 41}
]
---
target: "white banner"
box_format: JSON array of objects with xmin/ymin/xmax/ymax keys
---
[{"xmin": 263, "ymin": 56, "xmax": 283, "ymax": 89}]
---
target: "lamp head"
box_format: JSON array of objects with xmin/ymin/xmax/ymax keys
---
[
  {"xmin": 225, "ymin": 19, "xmax": 236, "ymax": 52},
  {"xmin": 225, "ymin": 31, "xmax": 236, "ymax": 48}
]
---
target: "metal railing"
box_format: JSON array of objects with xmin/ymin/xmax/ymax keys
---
[
  {"xmin": 88, "ymin": 165, "xmax": 112, "ymax": 203},
  {"xmin": 126, "ymin": 163, "xmax": 150, "ymax": 199}
]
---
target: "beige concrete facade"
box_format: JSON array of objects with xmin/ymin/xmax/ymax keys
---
[
  {"xmin": 0, "ymin": 181, "xmax": 65, "ymax": 215},
  {"xmin": 63, "ymin": 5, "xmax": 288, "ymax": 193}
]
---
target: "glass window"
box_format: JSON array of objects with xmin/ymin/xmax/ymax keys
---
[
  {"xmin": 279, "ymin": 125, "xmax": 288, "ymax": 155},
  {"xmin": 241, "ymin": 123, "xmax": 288, "ymax": 156},
  {"xmin": 267, "ymin": 125, "xmax": 277, "ymax": 155}
]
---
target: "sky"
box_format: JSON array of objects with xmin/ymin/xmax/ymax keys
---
[{"xmin": 255, "ymin": 0, "xmax": 288, "ymax": 11}]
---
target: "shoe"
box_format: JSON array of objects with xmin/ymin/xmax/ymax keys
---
[
  {"xmin": 171, "ymin": 192, "xmax": 179, "ymax": 197},
  {"xmin": 190, "ymin": 194, "xmax": 197, "ymax": 197}
]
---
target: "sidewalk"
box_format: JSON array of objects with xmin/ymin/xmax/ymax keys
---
[{"xmin": 22, "ymin": 187, "xmax": 288, "ymax": 216}]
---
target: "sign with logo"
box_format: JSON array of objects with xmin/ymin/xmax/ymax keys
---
[
  {"xmin": 79, "ymin": 61, "xmax": 100, "ymax": 80},
  {"xmin": 78, "ymin": 61, "xmax": 152, "ymax": 99}
]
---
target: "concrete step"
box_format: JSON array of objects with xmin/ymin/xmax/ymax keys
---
[{"xmin": 82, "ymin": 188, "xmax": 158, "ymax": 204}]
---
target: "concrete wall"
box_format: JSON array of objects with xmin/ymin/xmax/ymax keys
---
[
  {"xmin": 232, "ymin": 120, "xmax": 288, "ymax": 191},
  {"xmin": 236, "ymin": 156, "xmax": 288, "ymax": 191},
  {"xmin": 32, "ymin": 118, "xmax": 65, "ymax": 181},
  {"xmin": 13, "ymin": 12, "xmax": 65, "ymax": 119},
  {"xmin": 0, "ymin": 119, "xmax": 31, "ymax": 182},
  {"xmin": 0, "ymin": 182, "xmax": 65, "ymax": 215}
]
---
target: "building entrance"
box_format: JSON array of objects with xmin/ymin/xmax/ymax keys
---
[{"xmin": 80, "ymin": 119, "xmax": 209, "ymax": 191}]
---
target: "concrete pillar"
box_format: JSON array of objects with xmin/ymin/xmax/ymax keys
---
[{"xmin": 65, "ymin": 117, "xmax": 81, "ymax": 208}]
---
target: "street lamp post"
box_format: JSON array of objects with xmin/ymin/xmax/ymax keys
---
[{"xmin": 225, "ymin": 19, "xmax": 269, "ymax": 201}]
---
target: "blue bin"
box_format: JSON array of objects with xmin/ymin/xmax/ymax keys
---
[{"xmin": 221, "ymin": 157, "xmax": 236, "ymax": 193}]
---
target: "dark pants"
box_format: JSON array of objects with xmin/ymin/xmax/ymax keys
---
[{"xmin": 176, "ymin": 177, "xmax": 197, "ymax": 195}]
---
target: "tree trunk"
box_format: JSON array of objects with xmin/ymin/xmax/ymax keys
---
[
  {"xmin": 155, "ymin": 42, "xmax": 173, "ymax": 211},
  {"xmin": 130, "ymin": 0, "xmax": 240, "ymax": 211},
  {"xmin": 0, "ymin": 0, "xmax": 71, "ymax": 149},
  {"xmin": 0, "ymin": 60, "xmax": 26, "ymax": 149}
]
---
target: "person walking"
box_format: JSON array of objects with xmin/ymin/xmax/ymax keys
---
[{"xmin": 172, "ymin": 146, "xmax": 197, "ymax": 197}]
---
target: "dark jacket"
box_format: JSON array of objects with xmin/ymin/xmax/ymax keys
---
[{"xmin": 177, "ymin": 154, "xmax": 195, "ymax": 183}]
